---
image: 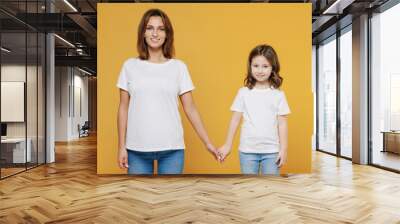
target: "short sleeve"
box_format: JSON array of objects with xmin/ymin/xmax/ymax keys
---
[
  {"xmin": 116, "ymin": 61, "xmax": 128, "ymax": 91},
  {"xmin": 230, "ymin": 88, "xmax": 244, "ymax": 112},
  {"xmin": 278, "ymin": 92, "xmax": 291, "ymax": 115},
  {"xmin": 179, "ymin": 62, "xmax": 195, "ymax": 95}
]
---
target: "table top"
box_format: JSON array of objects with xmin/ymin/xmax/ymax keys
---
[
  {"xmin": 1, "ymin": 138, "xmax": 28, "ymax": 143},
  {"xmin": 381, "ymin": 131, "xmax": 400, "ymax": 134}
]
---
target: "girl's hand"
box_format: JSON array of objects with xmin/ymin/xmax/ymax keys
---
[
  {"xmin": 217, "ymin": 144, "xmax": 231, "ymax": 162},
  {"xmin": 206, "ymin": 143, "xmax": 220, "ymax": 161},
  {"xmin": 275, "ymin": 150, "xmax": 287, "ymax": 168},
  {"xmin": 118, "ymin": 148, "xmax": 129, "ymax": 169}
]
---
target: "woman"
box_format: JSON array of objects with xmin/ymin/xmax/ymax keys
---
[{"xmin": 117, "ymin": 8, "xmax": 218, "ymax": 174}]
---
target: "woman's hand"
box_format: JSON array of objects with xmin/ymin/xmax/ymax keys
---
[
  {"xmin": 118, "ymin": 148, "xmax": 129, "ymax": 169},
  {"xmin": 275, "ymin": 150, "xmax": 287, "ymax": 168},
  {"xmin": 205, "ymin": 143, "xmax": 221, "ymax": 161}
]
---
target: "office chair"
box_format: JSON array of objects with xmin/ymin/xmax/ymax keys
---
[{"xmin": 79, "ymin": 121, "xmax": 90, "ymax": 138}]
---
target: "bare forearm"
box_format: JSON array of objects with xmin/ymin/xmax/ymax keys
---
[
  {"xmin": 278, "ymin": 118, "xmax": 288, "ymax": 152},
  {"xmin": 184, "ymin": 106, "xmax": 212, "ymax": 145},
  {"xmin": 224, "ymin": 112, "xmax": 242, "ymax": 147},
  {"xmin": 117, "ymin": 106, "xmax": 128, "ymax": 150}
]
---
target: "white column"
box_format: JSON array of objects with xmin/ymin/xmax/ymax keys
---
[
  {"xmin": 46, "ymin": 32, "xmax": 55, "ymax": 163},
  {"xmin": 352, "ymin": 14, "xmax": 369, "ymax": 164},
  {"xmin": 45, "ymin": 0, "xmax": 55, "ymax": 163}
]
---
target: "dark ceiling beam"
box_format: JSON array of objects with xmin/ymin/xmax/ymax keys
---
[
  {"xmin": 55, "ymin": 47, "xmax": 97, "ymax": 57},
  {"xmin": 0, "ymin": 8, "xmax": 38, "ymax": 31},
  {"xmin": 312, "ymin": 14, "xmax": 352, "ymax": 44},
  {"xmin": 322, "ymin": 0, "xmax": 356, "ymax": 14},
  {"xmin": 1, "ymin": 12, "xmax": 95, "ymax": 33},
  {"xmin": 5, "ymin": 13, "xmax": 82, "ymax": 32},
  {"xmin": 312, "ymin": 0, "xmax": 355, "ymax": 34},
  {"xmin": 67, "ymin": 13, "xmax": 97, "ymax": 40},
  {"xmin": 55, "ymin": 55, "xmax": 96, "ymax": 68},
  {"xmin": 86, "ymin": 0, "xmax": 97, "ymax": 12},
  {"xmin": 312, "ymin": 15, "xmax": 335, "ymax": 33}
]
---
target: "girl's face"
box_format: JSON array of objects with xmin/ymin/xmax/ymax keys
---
[
  {"xmin": 251, "ymin": 55, "xmax": 272, "ymax": 84},
  {"xmin": 144, "ymin": 16, "xmax": 166, "ymax": 50}
]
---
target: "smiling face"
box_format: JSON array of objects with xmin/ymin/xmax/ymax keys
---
[
  {"xmin": 144, "ymin": 16, "xmax": 166, "ymax": 50},
  {"xmin": 137, "ymin": 9, "xmax": 175, "ymax": 60},
  {"xmin": 244, "ymin": 44, "xmax": 282, "ymax": 89},
  {"xmin": 250, "ymin": 55, "xmax": 272, "ymax": 84}
]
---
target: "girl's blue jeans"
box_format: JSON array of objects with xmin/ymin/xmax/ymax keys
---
[{"xmin": 239, "ymin": 151, "xmax": 280, "ymax": 175}]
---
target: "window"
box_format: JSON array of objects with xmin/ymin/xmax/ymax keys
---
[
  {"xmin": 371, "ymin": 2, "xmax": 400, "ymax": 171},
  {"xmin": 339, "ymin": 27, "xmax": 352, "ymax": 158},
  {"xmin": 317, "ymin": 35, "xmax": 337, "ymax": 154}
]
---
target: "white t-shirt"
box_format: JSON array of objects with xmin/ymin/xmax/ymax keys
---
[
  {"xmin": 231, "ymin": 87, "xmax": 290, "ymax": 153},
  {"xmin": 117, "ymin": 58, "xmax": 195, "ymax": 152}
]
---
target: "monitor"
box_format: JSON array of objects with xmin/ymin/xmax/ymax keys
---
[{"xmin": 1, "ymin": 123, "xmax": 7, "ymax": 137}]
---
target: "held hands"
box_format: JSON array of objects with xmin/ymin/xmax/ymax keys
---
[
  {"xmin": 216, "ymin": 144, "xmax": 231, "ymax": 163},
  {"xmin": 118, "ymin": 148, "xmax": 129, "ymax": 169},
  {"xmin": 205, "ymin": 143, "xmax": 223, "ymax": 161}
]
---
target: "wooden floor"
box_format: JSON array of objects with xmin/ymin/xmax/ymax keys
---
[
  {"xmin": 1, "ymin": 135, "xmax": 400, "ymax": 223},
  {"xmin": 0, "ymin": 167, "xmax": 26, "ymax": 178}
]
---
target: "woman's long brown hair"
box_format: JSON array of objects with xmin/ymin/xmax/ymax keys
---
[{"xmin": 137, "ymin": 9, "xmax": 174, "ymax": 60}]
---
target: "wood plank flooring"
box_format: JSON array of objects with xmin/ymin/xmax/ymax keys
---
[{"xmin": 1, "ymin": 135, "xmax": 400, "ymax": 223}]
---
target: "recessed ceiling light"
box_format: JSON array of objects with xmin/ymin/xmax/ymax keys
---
[
  {"xmin": 63, "ymin": 0, "xmax": 78, "ymax": 12},
  {"xmin": 77, "ymin": 67, "xmax": 93, "ymax": 76},
  {"xmin": 322, "ymin": 0, "xmax": 354, "ymax": 15},
  {"xmin": 1, "ymin": 47, "xmax": 11, "ymax": 53},
  {"xmin": 54, "ymin": 34, "xmax": 75, "ymax": 48}
]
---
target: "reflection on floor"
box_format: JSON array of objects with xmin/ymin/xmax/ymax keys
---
[
  {"xmin": 0, "ymin": 163, "xmax": 40, "ymax": 178},
  {"xmin": 0, "ymin": 167, "xmax": 25, "ymax": 177},
  {"xmin": 373, "ymin": 150, "xmax": 400, "ymax": 171}
]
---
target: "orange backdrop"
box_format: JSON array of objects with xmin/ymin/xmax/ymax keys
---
[{"xmin": 97, "ymin": 3, "xmax": 312, "ymax": 174}]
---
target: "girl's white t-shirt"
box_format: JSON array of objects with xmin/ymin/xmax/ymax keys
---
[
  {"xmin": 231, "ymin": 87, "xmax": 290, "ymax": 153},
  {"xmin": 117, "ymin": 58, "xmax": 195, "ymax": 152}
]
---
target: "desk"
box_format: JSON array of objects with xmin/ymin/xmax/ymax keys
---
[
  {"xmin": 1, "ymin": 138, "xmax": 31, "ymax": 163},
  {"xmin": 381, "ymin": 131, "xmax": 400, "ymax": 154}
]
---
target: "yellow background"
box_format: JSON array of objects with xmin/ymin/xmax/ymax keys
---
[{"xmin": 97, "ymin": 3, "xmax": 312, "ymax": 174}]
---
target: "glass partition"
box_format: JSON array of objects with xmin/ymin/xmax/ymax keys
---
[
  {"xmin": 371, "ymin": 3, "xmax": 400, "ymax": 171},
  {"xmin": 317, "ymin": 35, "xmax": 337, "ymax": 155}
]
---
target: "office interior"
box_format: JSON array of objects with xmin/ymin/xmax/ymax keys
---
[
  {"xmin": 0, "ymin": 1, "xmax": 398, "ymax": 178},
  {"xmin": 0, "ymin": 0, "xmax": 97, "ymax": 179},
  {"xmin": 0, "ymin": 1, "xmax": 399, "ymax": 223},
  {"xmin": 0, "ymin": 0, "xmax": 400, "ymax": 186}
]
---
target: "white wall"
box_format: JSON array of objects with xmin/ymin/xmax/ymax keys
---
[
  {"xmin": 312, "ymin": 45, "xmax": 316, "ymax": 151},
  {"xmin": 55, "ymin": 67, "xmax": 89, "ymax": 141},
  {"xmin": 55, "ymin": 66, "xmax": 70, "ymax": 141}
]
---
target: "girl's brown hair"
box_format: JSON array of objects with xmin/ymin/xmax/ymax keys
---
[
  {"xmin": 244, "ymin": 44, "xmax": 283, "ymax": 89},
  {"xmin": 137, "ymin": 9, "xmax": 174, "ymax": 60}
]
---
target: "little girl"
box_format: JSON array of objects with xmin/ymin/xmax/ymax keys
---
[{"xmin": 218, "ymin": 44, "xmax": 290, "ymax": 175}]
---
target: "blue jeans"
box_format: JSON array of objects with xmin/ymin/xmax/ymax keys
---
[
  {"xmin": 127, "ymin": 149, "xmax": 184, "ymax": 175},
  {"xmin": 239, "ymin": 152, "xmax": 280, "ymax": 175}
]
